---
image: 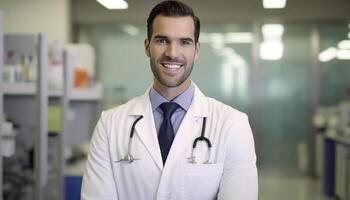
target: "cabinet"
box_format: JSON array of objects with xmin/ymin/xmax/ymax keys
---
[
  {"xmin": 1, "ymin": 33, "xmax": 49, "ymax": 200},
  {"xmin": 335, "ymin": 142, "xmax": 350, "ymax": 200},
  {"xmin": 324, "ymin": 135, "xmax": 350, "ymax": 200},
  {"xmin": 1, "ymin": 32, "xmax": 102, "ymax": 199}
]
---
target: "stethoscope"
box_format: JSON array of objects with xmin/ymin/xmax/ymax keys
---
[{"xmin": 116, "ymin": 115, "xmax": 212, "ymax": 164}]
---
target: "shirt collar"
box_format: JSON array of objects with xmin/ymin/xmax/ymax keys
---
[{"xmin": 150, "ymin": 84, "xmax": 194, "ymax": 112}]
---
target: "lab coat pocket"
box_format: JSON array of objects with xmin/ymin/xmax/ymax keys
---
[{"xmin": 182, "ymin": 163, "xmax": 224, "ymax": 200}]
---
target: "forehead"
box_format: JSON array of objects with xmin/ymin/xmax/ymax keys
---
[{"xmin": 151, "ymin": 15, "xmax": 195, "ymax": 39}]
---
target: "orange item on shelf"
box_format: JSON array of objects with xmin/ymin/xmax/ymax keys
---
[{"xmin": 74, "ymin": 68, "xmax": 88, "ymax": 88}]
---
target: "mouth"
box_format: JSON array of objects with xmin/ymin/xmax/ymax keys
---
[{"xmin": 161, "ymin": 62, "xmax": 183, "ymax": 69}]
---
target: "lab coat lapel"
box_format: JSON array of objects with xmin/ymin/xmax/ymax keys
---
[
  {"xmin": 164, "ymin": 84, "xmax": 209, "ymax": 168},
  {"xmin": 129, "ymin": 88, "xmax": 163, "ymax": 170},
  {"xmin": 164, "ymin": 108, "xmax": 197, "ymax": 168}
]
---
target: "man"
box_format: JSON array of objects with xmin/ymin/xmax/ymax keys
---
[{"xmin": 81, "ymin": 1, "xmax": 258, "ymax": 199}]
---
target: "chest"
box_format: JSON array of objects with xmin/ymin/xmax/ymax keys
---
[{"xmin": 108, "ymin": 116, "xmax": 227, "ymax": 200}]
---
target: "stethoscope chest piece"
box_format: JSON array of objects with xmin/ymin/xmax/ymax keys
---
[
  {"xmin": 116, "ymin": 154, "xmax": 140, "ymax": 163},
  {"xmin": 116, "ymin": 115, "xmax": 143, "ymax": 163},
  {"xmin": 187, "ymin": 117, "xmax": 212, "ymax": 164}
]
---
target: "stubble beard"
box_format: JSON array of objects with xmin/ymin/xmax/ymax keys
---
[{"xmin": 150, "ymin": 58, "xmax": 194, "ymax": 88}]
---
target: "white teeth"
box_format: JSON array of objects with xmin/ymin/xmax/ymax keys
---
[{"xmin": 163, "ymin": 64, "xmax": 181, "ymax": 69}]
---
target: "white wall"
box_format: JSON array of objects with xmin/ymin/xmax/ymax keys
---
[{"xmin": 0, "ymin": 0, "xmax": 71, "ymax": 44}]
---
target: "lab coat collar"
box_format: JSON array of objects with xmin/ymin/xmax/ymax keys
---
[
  {"xmin": 163, "ymin": 83, "xmax": 209, "ymax": 171},
  {"xmin": 129, "ymin": 84, "xmax": 153, "ymax": 116},
  {"xmin": 128, "ymin": 85, "xmax": 164, "ymax": 169},
  {"xmin": 190, "ymin": 82, "xmax": 209, "ymax": 118},
  {"xmin": 128, "ymin": 82, "xmax": 208, "ymax": 117}
]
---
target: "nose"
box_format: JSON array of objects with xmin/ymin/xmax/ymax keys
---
[{"xmin": 164, "ymin": 42, "xmax": 178, "ymax": 58}]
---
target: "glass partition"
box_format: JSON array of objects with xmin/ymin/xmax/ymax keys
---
[
  {"xmin": 319, "ymin": 24, "xmax": 350, "ymax": 106},
  {"xmin": 77, "ymin": 21, "xmax": 350, "ymax": 174},
  {"xmin": 256, "ymin": 24, "xmax": 314, "ymax": 171},
  {"xmin": 78, "ymin": 23, "xmax": 252, "ymax": 113}
]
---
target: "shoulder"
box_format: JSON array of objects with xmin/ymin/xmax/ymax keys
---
[
  {"xmin": 205, "ymin": 97, "xmax": 254, "ymax": 152},
  {"xmin": 206, "ymin": 97, "xmax": 248, "ymax": 123},
  {"xmin": 100, "ymin": 95, "xmax": 143, "ymax": 121},
  {"xmin": 192, "ymin": 83, "xmax": 248, "ymax": 126}
]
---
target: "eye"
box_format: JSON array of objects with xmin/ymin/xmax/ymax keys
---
[
  {"xmin": 156, "ymin": 38, "xmax": 168, "ymax": 44},
  {"xmin": 180, "ymin": 40, "xmax": 192, "ymax": 46}
]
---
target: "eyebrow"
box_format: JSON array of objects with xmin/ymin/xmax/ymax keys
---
[
  {"xmin": 153, "ymin": 34, "xmax": 194, "ymax": 43},
  {"xmin": 153, "ymin": 35, "xmax": 168, "ymax": 40},
  {"xmin": 180, "ymin": 38, "xmax": 194, "ymax": 43}
]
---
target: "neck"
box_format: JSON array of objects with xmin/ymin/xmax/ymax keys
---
[{"xmin": 153, "ymin": 79, "xmax": 191, "ymax": 101}]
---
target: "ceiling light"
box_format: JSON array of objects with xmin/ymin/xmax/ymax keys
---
[
  {"xmin": 262, "ymin": 24, "xmax": 284, "ymax": 38},
  {"xmin": 263, "ymin": 0, "xmax": 287, "ymax": 9},
  {"xmin": 97, "ymin": 0, "xmax": 128, "ymax": 9},
  {"xmin": 338, "ymin": 40, "xmax": 350, "ymax": 49},
  {"xmin": 260, "ymin": 41, "xmax": 284, "ymax": 60},
  {"xmin": 318, "ymin": 47, "xmax": 337, "ymax": 62},
  {"xmin": 337, "ymin": 49, "xmax": 350, "ymax": 60}
]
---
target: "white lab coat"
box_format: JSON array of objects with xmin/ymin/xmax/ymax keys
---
[{"xmin": 81, "ymin": 84, "xmax": 258, "ymax": 200}]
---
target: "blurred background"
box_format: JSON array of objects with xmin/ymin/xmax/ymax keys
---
[{"xmin": 1, "ymin": 0, "xmax": 350, "ymax": 199}]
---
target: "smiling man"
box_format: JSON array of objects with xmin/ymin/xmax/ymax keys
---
[
  {"xmin": 81, "ymin": 1, "xmax": 258, "ymax": 199},
  {"xmin": 145, "ymin": 14, "xmax": 199, "ymax": 100}
]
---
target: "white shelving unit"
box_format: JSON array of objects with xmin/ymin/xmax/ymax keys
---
[
  {"xmin": 1, "ymin": 29, "xmax": 102, "ymax": 199},
  {"xmin": 36, "ymin": 33, "xmax": 49, "ymax": 200},
  {"xmin": 3, "ymin": 82, "xmax": 102, "ymax": 101},
  {"xmin": 2, "ymin": 33, "xmax": 49, "ymax": 200}
]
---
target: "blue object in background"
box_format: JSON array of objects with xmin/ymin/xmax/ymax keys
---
[
  {"xmin": 65, "ymin": 176, "xmax": 83, "ymax": 200},
  {"xmin": 324, "ymin": 139, "xmax": 336, "ymax": 197}
]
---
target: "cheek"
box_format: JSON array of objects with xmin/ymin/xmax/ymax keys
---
[
  {"xmin": 185, "ymin": 49, "xmax": 197, "ymax": 61},
  {"xmin": 149, "ymin": 47, "xmax": 163, "ymax": 58}
]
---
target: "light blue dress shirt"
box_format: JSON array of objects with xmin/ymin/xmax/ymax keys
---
[{"xmin": 149, "ymin": 84, "xmax": 194, "ymax": 135}]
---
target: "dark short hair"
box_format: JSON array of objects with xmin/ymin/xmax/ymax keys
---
[{"xmin": 147, "ymin": 0, "xmax": 200, "ymax": 43}]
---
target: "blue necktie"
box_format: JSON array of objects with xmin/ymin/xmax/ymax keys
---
[{"xmin": 158, "ymin": 102, "xmax": 178, "ymax": 164}]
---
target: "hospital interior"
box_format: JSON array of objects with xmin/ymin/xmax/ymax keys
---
[{"xmin": 0, "ymin": 0, "xmax": 350, "ymax": 199}]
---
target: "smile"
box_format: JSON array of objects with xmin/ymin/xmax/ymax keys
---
[{"xmin": 161, "ymin": 63, "xmax": 183, "ymax": 69}]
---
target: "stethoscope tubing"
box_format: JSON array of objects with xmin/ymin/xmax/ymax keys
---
[
  {"xmin": 119, "ymin": 115, "xmax": 211, "ymax": 164},
  {"xmin": 192, "ymin": 117, "xmax": 211, "ymax": 148}
]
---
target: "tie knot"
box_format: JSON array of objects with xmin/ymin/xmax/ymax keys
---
[{"xmin": 160, "ymin": 102, "xmax": 179, "ymax": 119}]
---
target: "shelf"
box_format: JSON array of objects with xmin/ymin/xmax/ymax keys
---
[
  {"xmin": 3, "ymin": 82, "xmax": 103, "ymax": 101},
  {"xmin": 3, "ymin": 82, "xmax": 35, "ymax": 95}
]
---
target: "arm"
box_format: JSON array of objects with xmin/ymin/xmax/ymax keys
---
[
  {"xmin": 81, "ymin": 112, "xmax": 119, "ymax": 200},
  {"xmin": 217, "ymin": 114, "xmax": 258, "ymax": 200}
]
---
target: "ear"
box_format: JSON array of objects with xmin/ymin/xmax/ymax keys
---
[
  {"xmin": 194, "ymin": 42, "xmax": 200, "ymax": 60},
  {"xmin": 144, "ymin": 38, "xmax": 150, "ymax": 57}
]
